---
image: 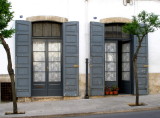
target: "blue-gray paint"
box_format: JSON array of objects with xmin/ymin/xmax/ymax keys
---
[
  {"xmin": 134, "ymin": 35, "xmax": 148, "ymax": 95},
  {"xmin": 63, "ymin": 22, "xmax": 79, "ymax": 96},
  {"xmin": 15, "ymin": 20, "xmax": 31, "ymax": 97},
  {"xmin": 90, "ymin": 22, "xmax": 105, "ymax": 96}
]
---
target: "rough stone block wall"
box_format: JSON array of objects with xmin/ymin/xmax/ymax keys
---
[
  {"xmin": 1, "ymin": 73, "xmax": 160, "ymax": 102},
  {"xmin": 149, "ymin": 73, "xmax": 160, "ymax": 94},
  {"xmin": 0, "ymin": 74, "xmax": 11, "ymax": 82}
]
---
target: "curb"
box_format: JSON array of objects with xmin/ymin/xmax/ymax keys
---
[{"xmin": 11, "ymin": 107, "xmax": 160, "ymax": 118}]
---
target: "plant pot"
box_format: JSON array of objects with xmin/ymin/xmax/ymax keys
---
[
  {"xmin": 105, "ymin": 91, "xmax": 110, "ymax": 95},
  {"xmin": 109, "ymin": 91, "xmax": 113, "ymax": 95},
  {"xmin": 113, "ymin": 91, "xmax": 118, "ymax": 95}
]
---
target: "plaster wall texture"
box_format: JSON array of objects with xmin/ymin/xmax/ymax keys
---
[
  {"xmin": 0, "ymin": 0, "xmax": 160, "ymax": 74},
  {"xmin": 0, "ymin": 1, "xmax": 160, "ymax": 95}
]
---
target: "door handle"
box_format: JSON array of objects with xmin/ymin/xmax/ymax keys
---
[
  {"xmin": 73, "ymin": 65, "xmax": 79, "ymax": 68},
  {"xmin": 143, "ymin": 65, "xmax": 148, "ymax": 68}
]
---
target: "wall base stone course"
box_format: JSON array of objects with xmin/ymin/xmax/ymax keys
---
[
  {"xmin": 1, "ymin": 73, "xmax": 160, "ymax": 102},
  {"xmin": 149, "ymin": 73, "xmax": 160, "ymax": 94}
]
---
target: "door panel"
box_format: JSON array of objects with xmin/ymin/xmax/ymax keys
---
[
  {"xmin": 48, "ymin": 42, "xmax": 62, "ymax": 96},
  {"xmin": 15, "ymin": 20, "xmax": 31, "ymax": 97},
  {"xmin": 105, "ymin": 42, "xmax": 118, "ymax": 87},
  {"xmin": 32, "ymin": 40, "xmax": 47, "ymax": 96},
  {"xmin": 122, "ymin": 43, "xmax": 130, "ymax": 81},
  {"xmin": 48, "ymin": 42, "xmax": 61, "ymax": 82},
  {"xmin": 119, "ymin": 41, "xmax": 131, "ymax": 94},
  {"xmin": 63, "ymin": 22, "xmax": 79, "ymax": 96},
  {"xmin": 90, "ymin": 22, "xmax": 105, "ymax": 96},
  {"xmin": 32, "ymin": 40, "xmax": 62, "ymax": 96}
]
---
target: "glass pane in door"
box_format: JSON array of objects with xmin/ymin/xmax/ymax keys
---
[
  {"xmin": 48, "ymin": 42, "xmax": 61, "ymax": 82},
  {"xmin": 105, "ymin": 42, "xmax": 117, "ymax": 81},
  {"xmin": 122, "ymin": 43, "xmax": 130, "ymax": 81},
  {"xmin": 33, "ymin": 41, "xmax": 45, "ymax": 82}
]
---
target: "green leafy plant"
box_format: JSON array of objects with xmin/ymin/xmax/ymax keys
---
[
  {"xmin": 105, "ymin": 86, "xmax": 111, "ymax": 91},
  {"xmin": 111, "ymin": 85, "xmax": 119, "ymax": 91}
]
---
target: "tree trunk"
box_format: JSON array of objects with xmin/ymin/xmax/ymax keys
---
[
  {"xmin": 133, "ymin": 56, "xmax": 139, "ymax": 105},
  {"xmin": 1, "ymin": 38, "xmax": 18, "ymax": 114},
  {"xmin": 133, "ymin": 38, "xmax": 143, "ymax": 106}
]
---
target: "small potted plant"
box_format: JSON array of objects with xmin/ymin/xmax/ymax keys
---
[
  {"xmin": 112, "ymin": 85, "xmax": 119, "ymax": 95},
  {"xmin": 109, "ymin": 90, "xmax": 113, "ymax": 95},
  {"xmin": 105, "ymin": 86, "xmax": 110, "ymax": 95}
]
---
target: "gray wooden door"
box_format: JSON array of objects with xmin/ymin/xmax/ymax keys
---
[
  {"xmin": 105, "ymin": 41, "xmax": 118, "ymax": 88},
  {"xmin": 31, "ymin": 22, "xmax": 63, "ymax": 96},
  {"xmin": 63, "ymin": 22, "xmax": 79, "ymax": 96},
  {"xmin": 15, "ymin": 20, "xmax": 31, "ymax": 97},
  {"xmin": 134, "ymin": 35, "xmax": 148, "ymax": 95},
  {"xmin": 32, "ymin": 40, "xmax": 62, "ymax": 96},
  {"xmin": 90, "ymin": 22, "xmax": 105, "ymax": 96},
  {"xmin": 118, "ymin": 41, "xmax": 132, "ymax": 94}
]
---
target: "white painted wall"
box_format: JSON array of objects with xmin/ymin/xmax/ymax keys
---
[{"xmin": 0, "ymin": 0, "xmax": 160, "ymax": 74}]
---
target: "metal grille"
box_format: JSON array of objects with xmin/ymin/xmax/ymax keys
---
[
  {"xmin": 1, "ymin": 83, "xmax": 13, "ymax": 101},
  {"xmin": 105, "ymin": 23, "xmax": 130, "ymax": 39}
]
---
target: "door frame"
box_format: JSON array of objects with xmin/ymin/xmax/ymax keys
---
[
  {"xmin": 31, "ymin": 21, "xmax": 63, "ymax": 96},
  {"xmin": 105, "ymin": 38, "xmax": 134, "ymax": 94}
]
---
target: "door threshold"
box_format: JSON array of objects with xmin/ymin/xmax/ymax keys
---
[{"xmin": 17, "ymin": 96, "xmax": 81, "ymax": 102}]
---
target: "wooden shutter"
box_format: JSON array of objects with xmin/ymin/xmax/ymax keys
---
[
  {"xmin": 90, "ymin": 22, "xmax": 105, "ymax": 96},
  {"xmin": 15, "ymin": 20, "xmax": 31, "ymax": 97},
  {"xmin": 63, "ymin": 22, "xmax": 79, "ymax": 96},
  {"xmin": 134, "ymin": 35, "xmax": 148, "ymax": 95}
]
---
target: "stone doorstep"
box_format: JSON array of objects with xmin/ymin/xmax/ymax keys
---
[{"xmin": 17, "ymin": 96, "xmax": 81, "ymax": 102}]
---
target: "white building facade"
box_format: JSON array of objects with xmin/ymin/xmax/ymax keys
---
[{"xmin": 0, "ymin": 0, "xmax": 160, "ymax": 101}]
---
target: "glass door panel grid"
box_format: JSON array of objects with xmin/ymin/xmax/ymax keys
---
[
  {"xmin": 122, "ymin": 43, "xmax": 130, "ymax": 81},
  {"xmin": 105, "ymin": 42, "xmax": 117, "ymax": 81},
  {"xmin": 48, "ymin": 42, "xmax": 61, "ymax": 82},
  {"xmin": 33, "ymin": 41, "xmax": 46, "ymax": 82}
]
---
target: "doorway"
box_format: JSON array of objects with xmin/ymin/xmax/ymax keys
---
[
  {"xmin": 104, "ymin": 23, "xmax": 133, "ymax": 94},
  {"xmin": 31, "ymin": 22, "xmax": 63, "ymax": 96},
  {"xmin": 118, "ymin": 41, "xmax": 132, "ymax": 94},
  {"xmin": 105, "ymin": 41, "xmax": 132, "ymax": 94}
]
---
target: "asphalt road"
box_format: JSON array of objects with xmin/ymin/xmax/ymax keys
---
[{"xmin": 63, "ymin": 110, "xmax": 160, "ymax": 118}]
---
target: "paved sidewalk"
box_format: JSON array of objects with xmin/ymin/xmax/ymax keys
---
[{"xmin": 0, "ymin": 94, "xmax": 160, "ymax": 118}]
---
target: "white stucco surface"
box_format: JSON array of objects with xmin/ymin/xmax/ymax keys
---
[{"xmin": 0, "ymin": 0, "xmax": 160, "ymax": 74}]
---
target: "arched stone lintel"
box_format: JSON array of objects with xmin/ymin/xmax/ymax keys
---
[
  {"xmin": 100, "ymin": 17, "xmax": 132, "ymax": 24},
  {"xmin": 26, "ymin": 16, "xmax": 68, "ymax": 23}
]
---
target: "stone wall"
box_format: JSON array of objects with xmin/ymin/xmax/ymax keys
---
[
  {"xmin": 100, "ymin": 17, "xmax": 132, "ymax": 23},
  {"xmin": 79, "ymin": 74, "xmax": 86, "ymax": 98},
  {"xmin": 149, "ymin": 73, "xmax": 160, "ymax": 94},
  {"xmin": 26, "ymin": 16, "xmax": 68, "ymax": 22},
  {"xmin": 1, "ymin": 73, "xmax": 160, "ymax": 102},
  {"xmin": 0, "ymin": 74, "xmax": 11, "ymax": 82}
]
